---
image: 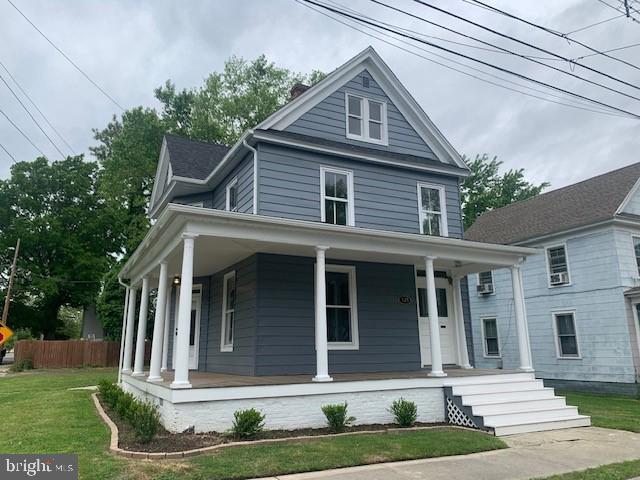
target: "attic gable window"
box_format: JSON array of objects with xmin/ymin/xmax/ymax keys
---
[{"xmin": 345, "ymin": 93, "xmax": 387, "ymax": 145}]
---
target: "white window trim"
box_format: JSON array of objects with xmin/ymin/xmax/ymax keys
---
[
  {"xmin": 551, "ymin": 309, "xmax": 581, "ymax": 359},
  {"xmin": 480, "ymin": 316, "xmax": 501, "ymax": 358},
  {"xmin": 632, "ymin": 301, "xmax": 640, "ymax": 359},
  {"xmin": 172, "ymin": 284, "xmax": 202, "ymax": 369},
  {"xmin": 632, "ymin": 235, "xmax": 640, "ymax": 277},
  {"xmin": 324, "ymin": 264, "xmax": 359, "ymax": 350},
  {"xmin": 220, "ymin": 271, "xmax": 236, "ymax": 352},
  {"xmin": 320, "ymin": 166, "xmax": 355, "ymax": 227},
  {"xmin": 225, "ymin": 177, "xmax": 239, "ymax": 212},
  {"xmin": 545, "ymin": 243, "xmax": 572, "ymax": 288},
  {"xmin": 417, "ymin": 182, "xmax": 448, "ymax": 237},
  {"xmin": 344, "ymin": 92, "xmax": 388, "ymax": 146},
  {"xmin": 476, "ymin": 271, "xmax": 496, "ymax": 297}
]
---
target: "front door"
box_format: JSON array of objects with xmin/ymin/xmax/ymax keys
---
[
  {"xmin": 172, "ymin": 285, "xmax": 202, "ymax": 370},
  {"xmin": 416, "ymin": 275, "xmax": 458, "ymax": 366}
]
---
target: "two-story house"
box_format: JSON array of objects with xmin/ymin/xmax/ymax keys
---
[
  {"xmin": 467, "ymin": 162, "xmax": 640, "ymax": 396},
  {"xmin": 116, "ymin": 47, "xmax": 589, "ymax": 436}
]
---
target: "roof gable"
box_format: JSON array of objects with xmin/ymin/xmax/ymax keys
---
[{"xmin": 164, "ymin": 133, "xmax": 229, "ymax": 180}]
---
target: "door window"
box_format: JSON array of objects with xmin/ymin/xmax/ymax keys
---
[{"xmin": 417, "ymin": 287, "xmax": 448, "ymax": 317}]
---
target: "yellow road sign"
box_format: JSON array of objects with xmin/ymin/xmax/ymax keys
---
[{"xmin": 0, "ymin": 325, "xmax": 13, "ymax": 347}]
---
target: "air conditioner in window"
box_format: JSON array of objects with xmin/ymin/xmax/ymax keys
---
[
  {"xmin": 549, "ymin": 272, "xmax": 569, "ymax": 285},
  {"xmin": 477, "ymin": 283, "xmax": 494, "ymax": 294}
]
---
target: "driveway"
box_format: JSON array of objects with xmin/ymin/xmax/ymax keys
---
[{"xmin": 258, "ymin": 427, "xmax": 640, "ymax": 480}]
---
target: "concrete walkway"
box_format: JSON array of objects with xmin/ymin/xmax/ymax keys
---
[{"xmin": 258, "ymin": 427, "xmax": 640, "ymax": 480}]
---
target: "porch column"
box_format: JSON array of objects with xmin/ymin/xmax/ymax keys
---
[
  {"xmin": 452, "ymin": 276, "xmax": 472, "ymax": 369},
  {"xmin": 517, "ymin": 266, "xmax": 534, "ymax": 368},
  {"xmin": 172, "ymin": 234, "xmax": 197, "ymax": 389},
  {"xmin": 121, "ymin": 287, "xmax": 137, "ymax": 374},
  {"xmin": 148, "ymin": 262, "xmax": 169, "ymax": 382},
  {"xmin": 511, "ymin": 264, "xmax": 534, "ymax": 372},
  {"xmin": 133, "ymin": 276, "xmax": 150, "ymax": 376},
  {"xmin": 313, "ymin": 246, "xmax": 332, "ymax": 382},
  {"xmin": 425, "ymin": 256, "xmax": 446, "ymax": 377},
  {"xmin": 161, "ymin": 284, "xmax": 172, "ymax": 372},
  {"xmin": 117, "ymin": 287, "xmax": 130, "ymax": 383}
]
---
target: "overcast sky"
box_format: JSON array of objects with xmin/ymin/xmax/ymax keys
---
[{"xmin": 1, "ymin": 0, "xmax": 639, "ymax": 190}]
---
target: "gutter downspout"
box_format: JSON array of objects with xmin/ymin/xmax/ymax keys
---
[
  {"xmin": 243, "ymin": 133, "xmax": 258, "ymax": 215},
  {"xmin": 117, "ymin": 277, "xmax": 131, "ymax": 385}
]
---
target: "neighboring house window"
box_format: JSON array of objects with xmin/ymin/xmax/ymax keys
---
[
  {"xmin": 325, "ymin": 265, "xmax": 359, "ymax": 349},
  {"xmin": 482, "ymin": 317, "xmax": 500, "ymax": 357},
  {"xmin": 477, "ymin": 271, "xmax": 495, "ymax": 295},
  {"xmin": 320, "ymin": 166, "xmax": 354, "ymax": 226},
  {"xmin": 345, "ymin": 93, "xmax": 387, "ymax": 144},
  {"xmin": 220, "ymin": 271, "xmax": 236, "ymax": 352},
  {"xmin": 634, "ymin": 237, "xmax": 640, "ymax": 275},
  {"xmin": 553, "ymin": 311, "xmax": 580, "ymax": 358},
  {"xmin": 546, "ymin": 245, "xmax": 570, "ymax": 286},
  {"xmin": 417, "ymin": 183, "xmax": 448, "ymax": 236},
  {"xmin": 225, "ymin": 177, "xmax": 238, "ymax": 212}
]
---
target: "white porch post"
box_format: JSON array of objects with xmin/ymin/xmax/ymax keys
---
[
  {"xmin": 117, "ymin": 288, "xmax": 130, "ymax": 384},
  {"xmin": 171, "ymin": 234, "xmax": 196, "ymax": 389},
  {"xmin": 161, "ymin": 284, "xmax": 172, "ymax": 372},
  {"xmin": 133, "ymin": 276, "xmax": 150, "ymax": 376},
  {"xmin": 511, "ymin": 264, "xmax": 534, "ymax": 372},
  {"xmin": 313, "ymin": 246, "xmax": 332, "ymax": 382},
  {"xmin": 425, "ymin": 256, "xmax": 446, "ymax": 377},
  {"xmin": 148, "ymin": 262, "xmax": 169, "ymax": 382},
  {"xmin": 452, "ymin": 275, "xmax": 472, "ymax": 369},
  {"xmin": 517, "ymin": 265, "xmax": 534, "ymax": 369},
  {"xmin": 121, "ymin": 287, "xmax": 137, "ymax": 374}
]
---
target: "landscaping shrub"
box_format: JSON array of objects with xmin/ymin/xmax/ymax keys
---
[
  {"xmin": 115, "ymin": 391, "xmax": 136, "ymax": 422},
  {"xmin": 131, "ymin": 401, "xmax": 160, "ymax": 443},
  {"xmin": 9, "ymin": 358, "xmax": 33, "ymax": 373},
  {"xmin": 98, "ymin": 380, "xmax": 120, "ymax": 409},
  {"xmin": 389, "ymin": 398, "xmax": 418, "ymax": 427},
  {"xmin": 231, "ymin": 408, "xmax": 266, "ymax": 439},
  {"xmin": 321, "ymin": 402, "xmax": 355, "ymax": 433}
]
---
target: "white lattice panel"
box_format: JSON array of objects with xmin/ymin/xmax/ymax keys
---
[{"xmin": 446, "ymin": 397, "xmax": 477, "ymax": 428}]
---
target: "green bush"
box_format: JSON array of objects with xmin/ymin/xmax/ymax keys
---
[
  {"xmin": 321, "ymin": 402, "xmax": 355, "ymax": 433},
  {"xmin": 98, "ymin": 380, "xmax": 119, "ymax": 409},
  {"xmin": 9, "ymin": 358, "xmax": 33, "ymax": 373},
  {"xmin": 115, "ymin": 391, "xmax": 136, "ymax": 421},
  {"xmin": 389, "ymin": 398, "xmax": 418, "ymax": 427},
  {"xmin": 131, "ymin": 401, "xmax": 160, "ymax": 443},
  {"xmin": 231, "ymin": 408, "xmax": 265, "ymax": 439}
]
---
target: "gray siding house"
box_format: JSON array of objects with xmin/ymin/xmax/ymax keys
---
[
  {"xmin": 116, "ymin": 47, "xmax": 589, "ymax": 435},
  {"xmin": 467, "ymin": 163, "xmax": 640, "ymax": 396}
]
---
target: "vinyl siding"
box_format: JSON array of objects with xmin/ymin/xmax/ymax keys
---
[
  {"xmin": 621, "ymin": 185, "xmax": 640, "ymax": 215},
  {"xmin": 285, "ymin": 69, "xmax": 438, "ymax": 161},
  {"xmin": 257, "ymin": 142, "xmax": 463, "ymax": 238}
]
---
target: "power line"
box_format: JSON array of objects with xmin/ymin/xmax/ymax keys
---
[
  {"xmin": 468, "ymin": 0, "xmax": 640, "ymax": 70},
  {"xmin": 0, "ymin": 141, "xmax": 17, "ymax": 164},
  {"xmin": 566, "ymin": 14, "xmax": 625, "ymax": 34},
  {"xmin": 0, "ymin": 107, "xmax": 47, "ymax": 156},
  {"xmin": 369, "ymin": 0, "xmax": 640, "ymax": 104},
  {"xmin": 5, "ymin": 0, "xmax": 125, "ymax": 112},
  {"xmin": 597, "ymin": 0, "xmax": 640, "ymax": 22},
  {"xmin": 0, "ymin": 60, "xmax": 76, "ymax": 155},
  {"xmin": 302, "ymin": 0, "xmax": 640, "ymax": 118},
  {"xmin": 0, "ymin": 73, "xmax": 66, "ymax": 158}
]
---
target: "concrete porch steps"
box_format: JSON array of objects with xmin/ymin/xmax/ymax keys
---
[{"xmin": 445, "ymin": 372, "xmax": 591, "ymax": 436}]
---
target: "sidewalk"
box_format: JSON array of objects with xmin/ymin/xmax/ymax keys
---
[{"xmin": 258, "ymin": 427, "xmax": 640, "ymax": 480}]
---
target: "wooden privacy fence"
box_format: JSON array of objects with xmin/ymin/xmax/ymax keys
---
[{"xmin": 14, "ymin": 340, "xmax": 124, "ymax": 368}]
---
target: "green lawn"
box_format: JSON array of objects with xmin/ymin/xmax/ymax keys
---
[
  {"xmin": 561, "ymin": 390, "xmax": 640, "ymax": 433},
  {"xmin": 539, "ymin": 459, "xmax": 640, "ymax": 480},
  {"xmin": 0, "ymin": 368, "xmax": 507, "ymax": 480}
]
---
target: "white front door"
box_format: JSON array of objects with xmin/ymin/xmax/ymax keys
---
[
  {"xmin": 416, "ymin": 275, "xmax": 458, "ymax": 366},
  {"xmin": 172, "ymin": 285, "xmax": 202, "ymax": 370}
]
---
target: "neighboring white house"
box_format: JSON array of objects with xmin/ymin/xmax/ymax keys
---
[{"xmin": 467, "ymin": 162, "xmax": 640, "ymax": 396}]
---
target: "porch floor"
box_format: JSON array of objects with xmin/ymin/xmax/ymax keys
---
[{"xmin": 133, "ymin": 368, "xmax": 521, "ymax": 389}]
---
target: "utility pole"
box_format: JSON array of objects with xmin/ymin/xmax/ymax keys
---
[
  {"xmin": 1, "ymin": 239, "xmax": 20, "ymax": 326},
  {"xmin": 624, "ymin": 0, "xmax": 630, "ymax": 17}
]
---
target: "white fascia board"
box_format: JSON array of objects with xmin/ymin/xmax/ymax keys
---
[
  {"xmin": 616, "ymin": 177, "xmax": 640, "ymax": 215},
  {"xmin": 149, "ymin": 138, "xmax": 169, "ymax": 213}
]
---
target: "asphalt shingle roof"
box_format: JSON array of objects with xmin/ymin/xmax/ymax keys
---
[
  {"xmin": 164, "ymin": 133, "xmax": 230, "ymax": 181},
  {"xmin": 465, "ymin": 162, "xmax": 640, "ymax": 245}
]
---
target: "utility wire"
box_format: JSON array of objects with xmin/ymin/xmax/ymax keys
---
[
  {"xmin": 0, "ymin": 60, "xmax": 76, "ymax": 155},
  {"xmin": 302, "ymin": 0, "xmax": 640, "ymax": 118},
  {"xmin": 577, "ymin": 40, "xmax": 640, "ymax": 60},
  {"xmin": 468, "ymin": 0, "xmax": 640, "ymax": 70},
  {"xmin": 369, "ymin": 0, "xmax": 640, "ymax": 104},
  {"xmin": 0, "ymin": 107, "xmax": 47, "ymax": 156},
  {"xmin": 0, "ymin": 73, "xmax": 66, "ymax": 158},
  {"xmin": 5, "ymin": 0, "xmax": 125, "ymax": 111},
  {"xmin": 413, "ymin": 0, "xmax": 640, "ymax": 90},
  {"xmin": 565, "ymin": 13, "xmax": 624, "ymax": 34},
  {"xmin": 597, "ymin": 0, "xmax": 640, "ymax": 22},
  {"xmin": 0, "ymin": 141, "xmax": 17, "ymax": 164}
]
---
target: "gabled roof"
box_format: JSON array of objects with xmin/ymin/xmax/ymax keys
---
[
  {"xmin": 164, "ymin": 133, "xmax": 230, "ymax": 180},
  {"xmin": 465, "ymin": 162, "xmax": 640, "ymax": 245}
]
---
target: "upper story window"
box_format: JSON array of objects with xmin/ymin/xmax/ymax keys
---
[
  {"xmin": 417, "ymin": 183, "xmax": 448, "ymax": 236},
  {"xmin": 225, "ymin": 177, "xmax": 238, "ymax": 212},
  {"xmin": 633, "ymin": 236, "xmax": 640, "ymax": 276},
  {"xmin": 321, "ymin": 166, "xmax": 354, "ymax": 226},
  {"xmin": 345, "ymin": 93, "xmax": 387, "ymax": 145},
  {"xmin": 477, "ymin": 271, "xmax": 495, "ymax": 295},
  {"xmin": 553, "ymin": 311, "xmax": 580, "ymax": 358},
  {"xmin": 546, "ymin": 244, "xmax": 571, "ymax": 287}
]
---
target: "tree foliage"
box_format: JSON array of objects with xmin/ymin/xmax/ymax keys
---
[{"xmin": 461, "ymin": 154, "xmax": 550, "ymax": 230}]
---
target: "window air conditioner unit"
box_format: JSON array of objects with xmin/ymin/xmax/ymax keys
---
[
  {"xmin": 549, "ymin": 272, "xmax": 569, "ymax": 285},
  {"xmin": 477, "ymin": 283, "xmax": 494, "ymax": 294}
]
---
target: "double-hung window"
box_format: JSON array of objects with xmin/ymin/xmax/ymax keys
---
[
  {"xmin": 220, "ymin": 271, "xmax": 236, "ymax": 352},
  {"xmin": 553, "ymin": 311, "xmax": 580, "ymax": 358},
  {"xmin": 482, "ymin": 317, "xmax": 500, "ymax": 357},
  {"xmin": 225, "ymin": 177, "xmax": 238, "ymax": 212},
  {"xmin": 346, "ymin": 93, "xmax": 387, "ymax": 145},
  {"xmin": 634, "ymin": 237, "xmax": 640, "ymax": 276},
  {"xmin": 546, "ymin": 245, "xmax": 570, "ymax": 286},
  {"xmin": 321, "ymin": 167, "xmax": 354, "ymax": 226},
  {"xmin": 477, "ymin": 271, "xmax": 495, "ymax": 295},
  {"xmin": 417, "ymin": 183, "xmax": 447, "ymax": 236},
  {"xmin": 325, "ymin": 265, "xmax": 359, "ymax": 349}
]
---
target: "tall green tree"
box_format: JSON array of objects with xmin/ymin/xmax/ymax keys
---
[{"xmin": 461, "ymin": 154, "xmax": 550, "ymax": 230}]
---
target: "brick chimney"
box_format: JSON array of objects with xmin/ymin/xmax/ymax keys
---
[{"xmin": 290, "ymin": 83, "xmax": 310, "ymax": 100}]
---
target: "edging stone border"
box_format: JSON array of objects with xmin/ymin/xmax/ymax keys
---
[{"xmin": 91, "ymin": 392, "xmax": 480, "ymax": 460}]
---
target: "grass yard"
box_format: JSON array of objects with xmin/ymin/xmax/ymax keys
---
[
  {"xmin": 0, "ymin": 368, "xmax": 507, "ymax": 480},
  {"xmin": 539, "ymin": 459, "xmax": 640, "ymax": 480},
  {"xmin": 561, "ymin": 391, "xmax": 640, "ymax": 433}
]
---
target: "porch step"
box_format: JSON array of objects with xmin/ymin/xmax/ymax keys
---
[
  {"xmin": 461, "ymin": 387, "xmax": 557, "ymax": 405},
  {"xmin": 444, "ymin": 372, "xmax": 535, "ymax": 385},
  {"xmin": 471, "ymin": 397, "xmax": 568, "ymax": 416},
  {"xmin": 452, "ymin": 379, "xmax": 544, "ymax": 396},
  {"xmin": 492, "ymin": 415, "xmax": 591, "ymax": 436},
  {"xmin": 482, "ymin": 406, "xmax": 580, "ymax": 426}
]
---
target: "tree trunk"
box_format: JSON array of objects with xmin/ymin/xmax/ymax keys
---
[{"xmin": 40, "ymin": 298, "xmax": 62, "ymax": 340}]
